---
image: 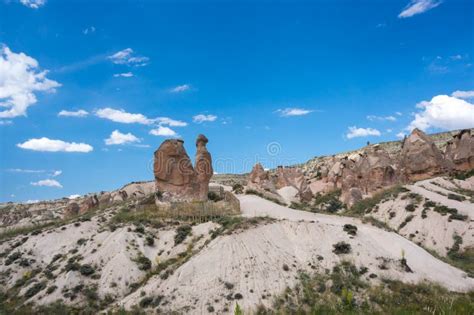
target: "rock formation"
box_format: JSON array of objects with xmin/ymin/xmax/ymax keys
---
[
  {"xmin": 195, "ymin": 134, "xmax": 213, "ymax": 200},
  {"xmin": 445, "ymin": 129, "xmax": 474, "ymax": 171},
  {"xmin": 399, "ymin": 128, "xmax": 451, "ymax": 181},
  {"xmin": 153, "ymin": 135, "xmax": 213, "ymax": 202}
]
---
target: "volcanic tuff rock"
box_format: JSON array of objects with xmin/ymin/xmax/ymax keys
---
[
  {"xmin": 445, "ymin": 129, "xmax": 474, "ymax": 171},
  {"xmin": 247, "ymin": 164, "xmax": 313, "ymax": 202},
  {"xmin": 399, "ymin": 128, "xmax": 452, "ymax": 181},
  {"xmin": 154, "ymin": 134, "xmax": 213, "ymax": 202}
]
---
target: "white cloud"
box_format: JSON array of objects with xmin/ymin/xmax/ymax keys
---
[
  {"xmin": 68, "ymin": 194, "xmax": 81, "ymax": 199},
  {"xmin": 58, "ymin": 109, "xmax": 89, "ymax": 117},
  {"xmin": 397, "ymin": 132, "xmax": 406, "ymax": 139},
  {"xmin": 7, "ymin": 168, "xmax": 45, "ymax": 173},
  {"xmin": 105, "ymin": 130, "xmax": 140, "ymax": 145},
  {"xmin": 95, "ymin": 108, "xmax": 153, "ymax": 124},
  {"xmin": 170, "ymin": 84, "xmax": 191, "ymax": 93},
  {"xmin": 149, "ymin": 126, "xmax": 177, "ymax": 137},
  {"xmin": 193, "ymin": 114, "xmax": 217, "ymax": 123},
  {"xmin": 367, "ymin": 115, "xmax": 397, "ymax": 122},
  {"xmin": 346, "ymin": 126, "xmax": 381, "ymax": 139},
  {"xmin": 20, "ymin": 0, "xmax": 46, "ymax": 9},
  {"xmin": 31, "ymin": 179, "xmax": 62, "ymax": 188},
  {"xmin": 277, "ymin": 108, "xmax": 313, "ymax": 117},
  {"xmin": 0, "ymin": 120, "xmax": 13, "ymax": 125},
  {"xmin": 396, "ymin": 111, "xmax": 403, "ymax": 116},
  {"xmin": 407, "ymin": 94, "xmax": 474, "ymax": 131},
  {"xmin": 0, "ymin": 45, "xmax": 60, "ymax": 118},
  {"xmin": 398, "ymin": 0, "xmax": 441, "ymax": 18},
  {"xmin": 451, "ymin": 90, "xmax": 474, "ymax": 99},
  {"xmin": 52, "ymin": 170, "xmax": 62, "ymax": 177},
  {"xmin": 82, "ymin": 26, "xmax": 96, "ymax": 35},
  {"xmin": 17, "ymin": 137, "xmax": 93, "ymax": 152},
  {"xmin": 26, "ymin": 200, "xmax": 40, "ymax": 204},
  {"xmin": 156, "ymin": 117, "xmax": 187, "ymax": 127},
  {"xmin": 113, "ymin": 72, "xmax": 134, "ymax": 78},
  {"xmin": 107, "ymin": 48, "xmax": 149, "ymax": 67}
]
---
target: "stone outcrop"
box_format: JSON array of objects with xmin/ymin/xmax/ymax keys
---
[
  {"xmin": 445, "ymin": 129, "xmax": 474, "ymax": 171},
  {"xmin": 195, "ymin": 135, "xmax": 213, "ymax": 200},
  {"xmin": 399, "ymin": 128, "xmax": 451, "ymax": 181},
  {"xmin": 247, "ymin": 164, "xmax": 312, "ymax": 202},
  {"xmin": 154, "ymin": 134, "xmax": 213, "ymax": 202}
]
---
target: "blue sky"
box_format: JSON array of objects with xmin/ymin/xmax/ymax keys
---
[{"xmin": 1, "ymin": 0, "xmax": 473, "ymax": 202}]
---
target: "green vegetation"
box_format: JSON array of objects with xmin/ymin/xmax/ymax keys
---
[
  {"xmin": 398, "ymin": 215, "xmax": 414, "ymax": 230},
  {"xmin": 332, "ymin": 242, "xmax": 351, "ymax": 255},
  {"xmin": 347, "ymin": 186, "xmax": 409, "ymax": 216},
  {"xmin": 447, "ymin": 193, "xmax": 466, "ymax": 202},
  {"xmin": 174, "ymin": 225, "xmax": 192, "ymax": 245},
  {"xmin": 232, "ymin": 183, "xmax": 244, "ymax": 194},
  {"xmin": 260, "ymin": 261, "xmax": 474, "ymax": 314},
  {"xmin": 210, "ymin": 216, "xmax": 275, "ymax": 239},
  {"xmin": 453, "ymin": 169, "xmax": 474, "ymax": 180},
  {"xmin": 343, "ymin": 224, "xmax": 357, "ymax": 236}
]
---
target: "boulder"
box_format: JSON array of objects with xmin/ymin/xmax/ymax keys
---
[
  {"xmin": 78, "ymin": 195, "xmax": 99, "ymax": 214},
  {"xmin": 64, "ymin": 202, "xmax": 80, "ymax": 218}
]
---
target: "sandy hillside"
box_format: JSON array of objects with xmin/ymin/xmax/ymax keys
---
[{"xmin": 116, "ymin": 194, "xmax": 473, "ymax": 314}]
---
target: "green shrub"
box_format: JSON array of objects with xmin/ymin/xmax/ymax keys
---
[
  {"xmin": 174, "ymin": 225, "xmax": 192, "ymax": 245},
  {"xmin": 24, "ymin": 282, "xmax": 46, "ymax": 298},
  {"xmin": 448, "ymin": 194, "xmax": 466, "ymax": 202},
  {"xmin": 135, "ymin": 255, "xmax": 152, "ymax": 271},
  {"xmin": 398, "ymin": 215, "xmax": 414, "ymax": 230},
  {"xmin": 349, "ymin": 186, "xmax": 408, "ymax": 216},
  {"xmin": 145, "ymin": 235, "xmax": 155, "ymax": 246},
  {"xmin": 343, "ymin": 224, "xmax": 357, "ymax": 236},
  {"xmin": 332, "ymin": 242, "xmax": 351, "ymax": 255},
  {"xmin": 405, "ymin": 203, "xmax": 416, "ymax": 212},
  {"xmin": 208, "ymin": 191, "xmax": 223, "ymax": 202},
  {"xmin": 79, "ymin": 264, "xmax": 95, "ymax": 276},
  {"xmin": 449, "ymin": 213, "xmax": 468, "ymax": 221},
  {"xmin": 232, "ymin": 183, "xmax": 244, "ymax": 194}
]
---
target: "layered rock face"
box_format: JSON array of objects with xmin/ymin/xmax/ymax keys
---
[
  {"xmin": 247, "ymin": 164, "xmax": 312, "ymax": 202},
  {"xmin": 445, "ymin": 129, "xmax": 474, "ymax": 171},
  {"xmin": 399, "ymin": 128, "xmax": 451, "ymax": 181},
  {"xmin": 154, "ymin": 134, "xmax": 213, "ymax": 202}
]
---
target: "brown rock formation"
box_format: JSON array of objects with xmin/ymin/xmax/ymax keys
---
[
  {"xmin": 445, "ymin": 129, "xmax": 474, "ymax": 171},
  {"xmin": 64, "ymin": 202, "xmax": 80, "ymax": 217},
  {"xmin": 195, "ymin": 134, "xmax": 213, "ymax": 200},
  {"xmin": 399, "ymin": 128, "xmax": 451, "ymax": 181},
  {"xmin": 153, "ymin": 135, "xmax": 213, "ymax": 202}
]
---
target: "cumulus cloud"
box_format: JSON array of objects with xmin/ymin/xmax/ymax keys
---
[
  {"xmin": 397, "ymin": 132, "xmax": 406, "ymax": 139},
  {"xmin": 407, "ymin": 94, "xmax": 474, "ymax": 131},
  {"xmin": 20, "ymin": 0, "xmax": 46, "ymax": 9},
  {"xmin": 58, "ymin": 109, "xmax": 88, "ymax": 117},
  {"xmin": 398, "ymin": 0, "xmax": 441, "ymax": 18},
  {"xmin": 277, "ymin": 108, "xmax": 313, "ymax": 117},
  {"xmin": 31, "ymin": 179, "xmax": 62, "ymax": 188},
  {"xmin": 170, "ymin": 84, "xmax": 190, "ymax": 93},
  {"xmin": 0, "ymin": 45, "xmax": 60, "ymax": 118},
  {"xmin": 95, "ymin": 108, "xmax": 153, "ymax": 124},
  {"xmin": 346, "ymin": 127, "xmax": 381, "ymax": 139},
  {"xmin": 451, "ymin": 90, "xmax": 474, "ymax": 99},
  {"xmin": 0, "ymin": 120, "xmax": 12, "ymax": 125},
  {"xmin": 95, "ymin": 108, "xmax": 187, "ymax": 128},
  {"xmin": 193, "ymin": 114, "xmax": 217, "ymax": 123},
  {"xmin": 107, "ymin": 48, "xmax": 149, "ymax": 67},
  {"xmin": 105, "ymin": 130, "xmax": 140, "ymax": 145},
  {"xmin": 113, "ymin": 72, "xmax": 134, "ymax": 78},
  {"xmin": 149, "ymin": 126, "xmax": 177, "ymax": 137},
  {"xmin": 367, "ymin": 115, "xmax": 397, "ymax": 122},
  {"xmin": 156, "ymin": 117, "xmax": 187, "ymax": 127},
  {"xmin": 17, "ymin": 137, "xmax": 93, "ymax": 152},
  {"xmin": 68, "ymin": 194, "xmax": 81, "ymax": 199}
]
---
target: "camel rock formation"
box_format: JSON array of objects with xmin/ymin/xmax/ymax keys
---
[{"xmin": 154, "ymin": 135, "xmax": 213, "ymax": 202}]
